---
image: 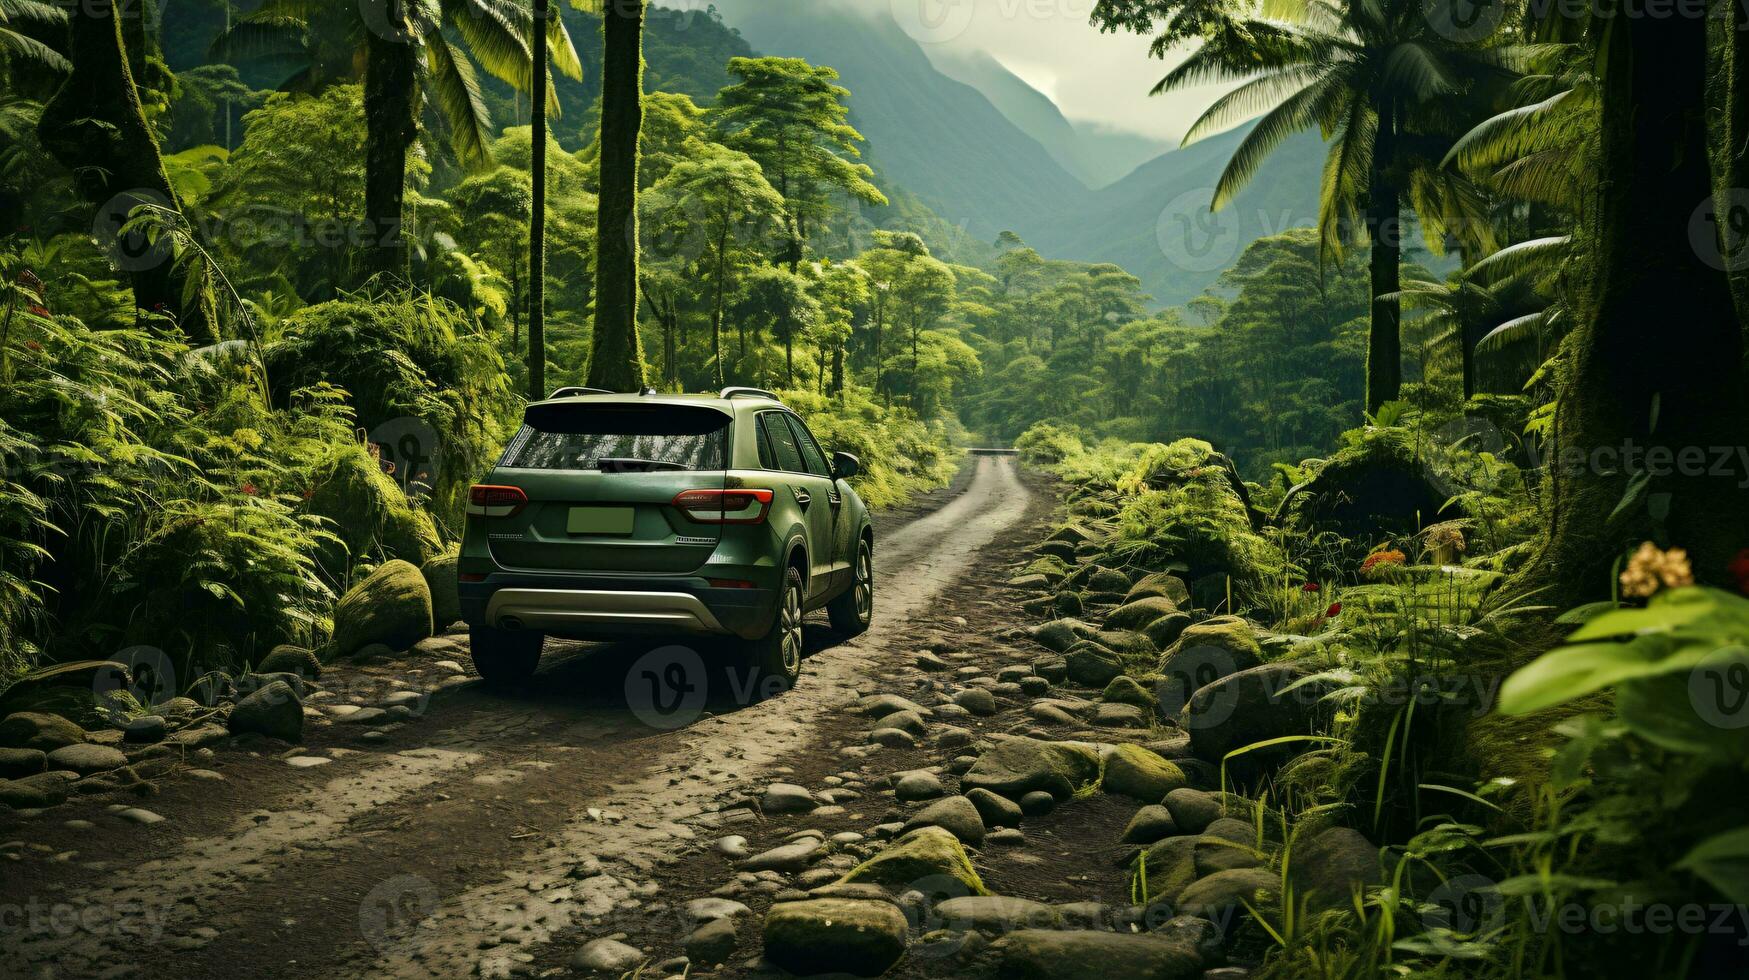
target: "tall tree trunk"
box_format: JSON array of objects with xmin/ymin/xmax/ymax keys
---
[
  {"xmin": 527, "ymin": 0, "xmax": 548, "ymax": 401},
  {"xmin": 831, "ymin": 341, "xmax": 844, "ymax": 399},
  {"xmin": 1365, "ymin": 93, "xmax": 1402, "ymax": 415},
  {"xmin": 1526, "ymin": 3, "xmax": 1749, "ymax": 609},
  {"xmin": 39, "ymin": 0, "xmax": 217, "ymax": 341},
  {"xmin": 710, "ymin": 230, "xmax": 728, "ymax": 388},
  {"xmin": 588, "ymin": 0, "xmax": 647, "ymax": 391},
  {"xmin": 363, "ymin": 1, "xmax": 418, "ymax": 284}
]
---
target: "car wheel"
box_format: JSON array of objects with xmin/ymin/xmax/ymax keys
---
[
  {"xmin": 741, "ymin": 566, "xmax": 805, "ymax": 694},
  {"xmin": 827, "ymin": 538, "xmax": 873, "ymax": 636},
  {"xmin": 470, "ymin": 625, "xmax": 543, "ymax": 687}
]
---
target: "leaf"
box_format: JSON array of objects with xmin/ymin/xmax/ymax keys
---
[
  {"xmin": 1495, "ymin": 638, "xmax": 1711, "ymax": 715},
  {"xmin": 1675, "ymin": 828, "xmax": 1749, "ymax": 904}
]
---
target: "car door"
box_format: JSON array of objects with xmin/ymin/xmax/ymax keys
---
[
  {"xmin": 784, "ymin": 414, "xmax": 852, "ymax": 590},
  {"xmin": 757, "ymin": 411, "xmax": 835, "ymax": 602}
]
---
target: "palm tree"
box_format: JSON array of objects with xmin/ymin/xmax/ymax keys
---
[
  {"xmin": 0, "ymin": 0, "xmax": 68, "ymax": 79},
  {"xmin": 588, "ymin": 0, "xmax": 647, "ymax": 391},
  {"xmin": 1130, "ymin": 0, "xmax": 1508, "ymax": 413},
  {"xmin": 528, "ymin": 0, "xmax": 549, "ymax": 401},
  {"xmin": 215, "ymin": 0, "xmax": 580, "ymax": 279}
]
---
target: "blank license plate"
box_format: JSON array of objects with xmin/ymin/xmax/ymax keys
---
[{"xmin": 567, "ymin": 507, "xmax": 635, "ymax": 535}]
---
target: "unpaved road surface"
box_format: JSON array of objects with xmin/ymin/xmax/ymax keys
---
[{"xmin": 0, "ymin": 455, "xmax": 1041, "ymax": 980}]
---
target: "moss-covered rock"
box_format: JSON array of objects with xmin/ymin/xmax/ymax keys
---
[
  {"xmin": 1182, "ymin": 662, "xmax": 1336, "ymax": 777},
  {"xmin": 961, "ymin": 736, "xmax": 1100, "ymax": 802},
  {"xmin": 327, "ymin": 560, "xmax": 434, "ymax": 660},
  {"xmin": 1274, "ymin": 429, "xmax": 1457, "ymax": 536},
  {"xmin": 1101, "ymin": 744, "xmax": 1187, "ymax": 801},
  {"xmin": 1086, "ymin": 568, "xmax": 1132, "ymax": 594},
  {"xmin": 1031, "ymin": 619, "xmax": 1092, "ymax": 653},
  {"xmin": 1048, "ymin": 524, "xmax": 1095, "ymax": 546},
  {"xmin": 1054, "ymin": 591, "xmax": 1084, "ymax": 618},
  {"xmin": 1101, "ymin": 675, "xmax": 1158, "ymax": 709},
  {"xmin": 841, "ymin": 825, "xmax": 988, "ymax": 895},
  {"xmin": 304, "ymin": 446, "xmax": 443, "ymax": 577},
  {"xmin": 992, "ymin": 930, "xmax": 1202, "ymax": 980},
  {"xmin": 421, "ymin": 551, "xmax": 462, "ymax": 628},
  {"xmin": 0, "ymin": 711, "xmax": 88, "ymax": 750},
  {"xmin": 1155, "ymin": 617, "xmax": 1263, "ymax": 713},
  {"xmin": 1033, "ymin": 540, "xmax": 1079, "ymax": 562},
  {"xmin": 1065, "ymin": 642, "xmax": 1123, "ymax": 687},
  {"xmin": 256, "ymin": 644, "xmax": 321, "ymax": 678},
  {"xmin": 1124, "ymin": 572, "xmax": 1191, "ymax": 607},
  {"xmin": 1105, "ymin": 596, "xmax": 1181, "ymax": 632},
  {"xmin": 1021, "ymin": 556, "xmax": 1072, "ymax": 582},
  {"xmin": 762, "ymin": 898, "xmax": 910, "ymax": 977},
  {"xmin": 1142, "ymin": 612, "xmax": 1194, "ymax": 650}
]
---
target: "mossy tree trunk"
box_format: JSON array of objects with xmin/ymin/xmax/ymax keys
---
[
  {"xmin": 39, "ymin": 0, "xmax": 218, "ymax": 341},
  {"xmin": 1528, "ymin": 3, "xmax": 1749, "ymax": 608},
  {"xmin": 588, "ymin": 0, "xmax": 647, "ymax": 392},
  {"xmin": 527, "ymin": 0, "xmax": 548, "ymax": 400},
  {"xmin": 1365, "ymin": 92, "xmax": 1401, "ymax": 415},
  {"xmin": 362, "ymin": 2, "xmax": 419, "ymax": 284}
]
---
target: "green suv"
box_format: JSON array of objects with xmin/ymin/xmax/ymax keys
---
[{"xmin": 458, "ymin": 387, "xmax": 874, "ymax": 690}]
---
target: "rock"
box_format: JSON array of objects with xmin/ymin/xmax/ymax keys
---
[
  {"xmin": 988, "ymin": 828, "xmax": 1027, "ymax": 845},
  {"xmin": 954, "ymin": 688, "xmax": 997, "ymax": 716},
  {"xmin": 843, "ymin": 826, "xmax": 987, "ymax": 895},
  {"xmin": 762, "ymin": 898, "xmax": 910, "ymax": 977},
  {"xmin": 256, "ymin": 644, "xmax": 322, "ymax": 679},
  {"xmin": 1134, "ymin": 825, "xmax": 1264, "ymax": 910},
  {"xmin": 1065, "ymin": 644, "xmax": 1124, "ymax": 688},
  {"xmin": 1106, "ymin": 597, "xmax": 1182, "ymax": 632},
  {"xmin": 1020, "ymin": 791, "xmax": 1057, "ymax": 816},
  {"xmin": 1093, "ymin": 703, "xmax": 1151, "ymax": 729},
  {"xmin": 965, "ymin": 787, "xmax": 1023, "ymax": 828},
  {"xmin": 121, "ymin": 716, "xmax": 168, "ymax": 744},
  {"xmin": 1102, "ymin": 675, "xmax": 1158, "ymax": 709},
  {"xmin": 1031, "ymin": 619, "xmax": 1092, "ymax": 654},
  {"xmin": 1019, "ymin": 676, "xmax": 1052, "ymax": 696},
  {"xmin": 1181, "ymin": 663, "xmax": 1334, "ymax": 774},
  {"xmin": 1142, "ymin": 613, "xmax": 1195, "ymax": 651},
  {"xmin": 337, "ymin": 706, "xmax": 389, "ymax": 726},
  {"xmin": 570, "ymin": 938, "xmax": 647, "ymax": 973},
  {"xmin": 1008, "ymin": 573, "xmax": 1052, "ymax": 589},
  {"xmin": 0, "ymin": 712, "xmax": 87, "ymax": 751},
  {"xmin": 420, "ymin": 551, "xmax": 463, "ymax": 629},
  {"xmin": 860, "ymin": 693, "xmax": 931, "ymax": 717},
  {"xmin": 741, "ymin": 837, "xmax": 824, "ymax": 873},
  {"xmin": 875, "ymin": 709, "xmax": 929, "ymax": 736},
  {"xmin": 1163, "ymin": 790, "xmax": 1225, "ymax": 835},
  {"xmin": 1032, "ymin": 657, "xmax": 1069, "ymax": 684},
  {"xmin": 44, "ymin": 744, "xmax": 127, "ymax": 775},
  {"xmin": 0, "ymin": 748, "xmax": 47, "ymax": 779},
  {"xmin": 1028, "ymin": 703, "xmax": 1078, "ymax": 726},
  {"xmin": 1124, "ymin": 573, "xmax": 1192, "ymax": 608},
  {"xmin": 1155, "ymin": 618, "xmax": 1264, "ymax": 713},
  {"xmin": 808, "ymin": 882, "xmax": 898, "ymax": 904},
  {"xmin": 683, "ymin": 917, "xmax": 738, "ymax": 966},
  {"xmin": 1047, "ymin": 524, "xmax": 1095, "ymax": 546},
  {"xmin": 713, "ymin": 836, "xmax": 750, "ymax": 860},
  {"xmin": 902, "ymin": 795, "xmax": 986, "ymax": 846},
  {"xmin": 914, "ymin": 652, "xmax": 953, "ymax": 672},
  {"xmin": 684, "ymin": 897, "xmax": 751, "ymax": 923},
  {"xmin": 227, "ymin": 681, "xmax": 304, "ymax": 742},
  {"xmin": 961, "ymin": 736, "xmax": 1101, "ymax": 802},
  {"xmin": 867, "ymin": 727, "xmax": 919, "ymax": 748},
  {"xmin": 0, "ymin": 771, "xmax": 75, "ymax": 808},
  {"xmin": 114, "ymin": 806, "xmax": 165, "ymax": 825},
  {"xmin": 992, "ymin": 930, "xmax": 1202, "ymax": 980},
  {"xmin": 1055, "ymin": 591, "xmax": 1085, "ymax": 617},
  {"xmin": 1291, "ymin": 827, "xmax": 1381, "ymax": 911},
  {"xmin": 327, "ymin": 560, "xmax": 434, "ymax": 660},
  {"xmin": 936, "ymin": 896, "xmax": 1060, "ymax": 933},
  {"xmin": 1154, "ymin": 915, "xmax": 1224, "ymax": 964},
  {"xmin": 1086, "ymin": 568, "xmax": 1132, "ymax": 594},
  {"xmin": 762, "ymin": 782, "xmax": 818, "ymax": 814},
  {"xmin": 1103, "ymin": 745, "xmax": 1188, "ymax": 801},
  {"xmin": 938, "ymin": 726, "xmax": 974, "ymax": 749},
  {"xmin": 893, "ymin": 770, "xmax": 945, "ymax": 802},
  {"xmin": 1176, "ymin": 867, "xmax": 1281, "ymax": 919},
  {"xmin": 1120, "ymin": 805, "xmax": 1178, "ymax": 845}
]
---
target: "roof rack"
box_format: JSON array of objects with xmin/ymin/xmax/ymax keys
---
[
  {"xmin": 719, "ymin": 387, "xmax": 781, "ymax": 401},
  {"xmin": 549, "ymin": 386, "xmax": 614, "ymax": 399}
]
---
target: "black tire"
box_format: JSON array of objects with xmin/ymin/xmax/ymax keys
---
[
  {"xmin": 827, "ymin": 537, "xmax": 873, "ymax": 636},
  {"xmin": 470, "ymin": 625, "xmax": 543, "ymax": 687},
  {"xmin": 738, "ymin": 566, "xmax": 805, "ymax": 693}
]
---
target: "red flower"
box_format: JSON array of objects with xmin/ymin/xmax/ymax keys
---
[
  {"xmin": 1731, "ymin": 549, "xmax": 1749, "ymax": 596},
  {"xmin": 241, "ymin": 482, "xmax": 258, "ymax": 496},
  {"xmin": 1325, "ymin": 602, "xmax": 1342, "ymax": 618},
  {"xmin": 1301, "ymin": 582, "xmax": 1320, "ymax": 593},
  {"xmin": 24, "ymin": 339, "xmax": 42, "ymax": 352},
  {"xmin": 152, "ymin": 302, "xmax": 167, "ymax": 311},
  {"xmin": 302, "ymin": 488, "xmax": 315, "ymax": 501},
  {"xmin": 26, "ymin": 305, "xmax": 50, "ymax": 318}
]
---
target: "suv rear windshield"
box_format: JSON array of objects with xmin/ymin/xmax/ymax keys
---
[{"xmin": 499, "ymin": 404, "xmax": 730, "ymax": 471}]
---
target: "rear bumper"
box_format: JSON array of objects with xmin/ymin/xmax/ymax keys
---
[{"xmin": 460, "ymin": 574, "xmax": 776, "ymax": 641}]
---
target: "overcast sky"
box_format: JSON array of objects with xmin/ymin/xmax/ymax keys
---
[{"xmin": 880, "ymin": 0, "xmax": 1236, "ymax": 143}]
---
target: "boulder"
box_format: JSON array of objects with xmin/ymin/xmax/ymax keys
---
[
  {"xmin": 1101, "ymin": 675, "xmax": 1158, "ymax": 709},
  {"xmin": 762, "ymin": 783, "xmax": 818, "ymax": 814},
  {"xmin": 1275, "ymin": 435, "xmax": 1454, "ymax": 536},
  {"xmin": 1031, "ymin": 619, "xmax": 1094, "ymax": 654},
  {"xmin": 1142, "ymin": 613, "xmax": 1194, "ymax": 651},
  {"xmin": 227, "ymin": 681, "xmax": 304, "ymax": 742},
  {"xmin": 420, "ymin": 551, "xmax": 462, "ymax": 628},
  {"xmin": 256, "ymin": 644, "xmax": 321, "ymax": 679},
  {"xmin": 961, "ymin": 736, "xmax": 1100, "ymax": 802},
  {"xmin": 1086, "ymin": 568, "xmax": 1132, "ymax": 595},
  {"xmin": 1101, "ymin": 744, "xmax": 1187, "ymax": 801},
  {"xmin": 954, "ymin": 688, "xmax": 998, "ymax": 716},
  {"xmin": 303, "ymin": 446, "xmax": 443, "ymax": 572},
  {"xmin": 1162, "ymin": 789, "xmax": 1225, "ymax": 834},
  {"xmin": 1032, "ymin": 657, "xmax": 1069, "ymax": 684},
  {"xmin": 991, "ymin": 930, "xmax": 1202, "ymax": 980},
  {"xmin": 683, "ymin": 917, "xmax": 738, "ymax": 966},
  {"xmin": 44, "ymin": 743, "xmax": 127, "ymax": 775},
  {"xmin": 1120, "ymin": 805, "xmax": 1178, "ymax": 845},
  {"xmin": 1065, "ymin": 643, "xmax": 1124, "ymax": 688},
  {"xmin": 570, "ymin": 938, "xmax": 646, "ymax": 973},
  {"xmin": 936, "ymin": 896, "xmax": 1060, "ymax": 933},
  {"xmin": 0, "ymin": 712, "xmax": 87, "ymax": 751},
  {"xmin": 327, "ymin": 560, "xmax": 434, "ymax": 660},
  {"xmin": 0, "ymin": 747, "xmax": 47, "ymax": 779},
  {"xmin": 860, "ymin": 693, "xmax": 931, "ymax": 717},
  {"xmin": 1093, "ymin": 703, "xmax": 1151, "ymax": 729},
  {"xmin": 1124, "ymin": 573, "xmax": 1192, "ymax": 608},
  {"xmin": 1020, "ymin": 791, "xmax": 1057, "ymax": 816},
  {"xmin": 1291, "ymin": 826, "xmax": 1382, "ymax": 911},
  {"xmin": 762, "ymin": 898, "xmax": 910, "ymax": 977},
  {"xmin": 0, "ymin": 770, "xmax": 76, "ymax": 808},
  {"xmin": 965, "ymin": 787, "xmax": 1024, "ymax": 828},
  {"xmin": 842, "ymin": 826, "xmax": 987, "ymax": 895},
  {"xmin": 903, "ymin": 795, "xmax": 986, "ymax": 846},
  {"xmin": 1106, "ymin": 596, "xmax": 1182, "ymax": 632},
  {"xmin": 1033, "ymin": 540, "xmax": 1079, "ymax": 562},
  {"xmin": 1182, "ymin": 663, "xmax": 1334, "ymax": 774},
  {"xmin": 893, "ymin": 770, "xmax": 945, "ymax": 802},
  {"xmin": 1176, "ymin": 867, "xmax": 1281, "ymax": 919},
  {"xmin": 874, "ymin": 709, "xmax": 928, "ymax": 737}
]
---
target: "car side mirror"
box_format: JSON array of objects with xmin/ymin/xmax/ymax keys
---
[{"xmin": 831, "ymin": 451, "xmax": 861, "ymax": 481}]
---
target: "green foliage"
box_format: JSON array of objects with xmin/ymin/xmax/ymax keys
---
[{"xmin": 776, "ymin": 387, "xmax": 958, "ymax": 510}]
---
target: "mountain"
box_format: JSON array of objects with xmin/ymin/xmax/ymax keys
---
[
  {"xmin": 925, "ymin": 48, "xmax": 1170, "ymax": 189},
  {"xmin": 702, "ymin": 0, "xmax": 1326, "ymax": 307}
]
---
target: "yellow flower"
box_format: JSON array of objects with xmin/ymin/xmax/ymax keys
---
[{"xmin": 1620, "ymin": 542, "xmax": 1694, "ymax": 599}]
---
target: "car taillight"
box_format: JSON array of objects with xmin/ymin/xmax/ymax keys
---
[
  {"xmin": 468, "ymin": 484, "xmax": 527, "ymax": 518},
  {"xmin": 672, "ymin": 488, "xmax": 773, "ymax": 524}
]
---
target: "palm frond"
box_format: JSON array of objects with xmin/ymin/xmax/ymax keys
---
[
  {"xmin": 426, "ymin": 38, "xmax": 496, "ymax": 170},
  {"xmin": 1209, "ymin": 72, "xmax": 1349, "ymax": 210}
]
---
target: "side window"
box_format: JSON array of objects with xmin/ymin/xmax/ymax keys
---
[
  {"xmin": 755, "ymin": 417, "xmax": 776, "ymax": 469},
  {"xmin": 786, "ymin": 415, "xmax": 831, "ymax": 478},
  {"xmin": 759, "ymin": 413, "xmax": 806, "ymax": 473}
]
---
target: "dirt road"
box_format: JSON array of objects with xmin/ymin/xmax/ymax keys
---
[{"xmin": 0, "ymin": 455, "xmax": 1040, "ymax": 980}]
